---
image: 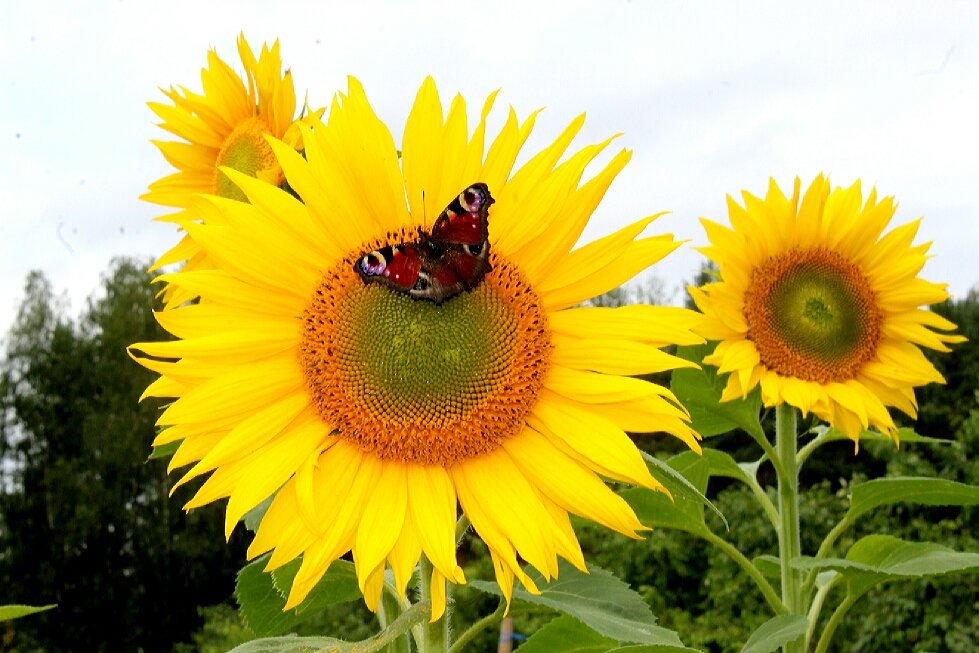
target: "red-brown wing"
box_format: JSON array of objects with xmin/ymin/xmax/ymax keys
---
[
  {"xmin": 355, "ymin": 244, "xmax": 424, "ymax": 291},
  {"xmin": 354, "ymin": 183, "xmax": 494, "ymax": 304},
  {"xmin": 430, "ymin": 183, "xmax": 493, "ymax": 247}
]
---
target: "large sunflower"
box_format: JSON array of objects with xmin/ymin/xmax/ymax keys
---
[
  {"xmin": 143, "ymin": 34, "xmax": 319, "ymax": 305},
  {"xmin": 690, "ymin": 176, "xmax": 963, "ymax": 442},
  {"xmin": 131, "ymin": 77, "xmax": 704, "ymax": 618}
]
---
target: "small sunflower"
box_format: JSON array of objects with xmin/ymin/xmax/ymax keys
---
[
  {"xmin": 131, "ymin": 77, "xmax": 704, "ymax": 618},
  {"xmin": 690, "ymin": 176, "xmax": 964, "ymax": 442},
  {"xmin": 143, "ymin": 34, "xmax": 319, "ymax": 305}
]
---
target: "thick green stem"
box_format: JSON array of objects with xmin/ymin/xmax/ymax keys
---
[
  {"xmin": 378, "ymin": 589, "xmax": 410, "ymax": 653},
  {"xmin": 417, "ymin": 555, "xmax": 448, "ymax": 653},
  {"xmin": 775, "ymin": 404, "xmax": 804, "ymax": 653}
]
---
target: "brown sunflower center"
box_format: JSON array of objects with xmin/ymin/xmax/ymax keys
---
[
  {"xmin": 213, "ymin": 117, "xmax": 280, "ymax": 201},
  {"xmin": 743, "ymin": 247, "xmax": 881, "ymax": 383},
  {"xmin": 299, "ymin": 240, "xmax": 550, "ymax": 465}
]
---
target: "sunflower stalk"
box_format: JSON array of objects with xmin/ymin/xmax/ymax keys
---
[
  {"xmin": 417, "ymin": 555, "xmax": 448, "ymax": 653},
  {"xmin": 377, "ymin": 589, "xmax": 410, "ymax": 653},
  {"xmin": 774, "ymin": 404, "xmax": 805, "ymax": 653}
]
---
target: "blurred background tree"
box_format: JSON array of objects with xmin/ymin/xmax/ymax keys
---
[{"xmin": 0, "ymin": 259, "xmax": 248, "ymax": 652}]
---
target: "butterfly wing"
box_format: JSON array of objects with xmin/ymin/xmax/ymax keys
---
[
  {"xmin": 355, "ymin": 244, "xmax": 424, "ymax": 291},
  {"xmin": 354, "ymin": 183, "xmax": 495, "ymax": 304},
  {"xmin": 430, "ymin": 183, "xmax": 493, "ymax": 247}
]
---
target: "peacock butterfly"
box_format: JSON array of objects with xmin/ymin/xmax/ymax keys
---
[{"xmin": 355, "ymin": 183, "xmax": 494, "ymax": 304}]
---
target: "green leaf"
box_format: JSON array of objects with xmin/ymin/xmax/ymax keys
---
[
  {"xmin": 236, "ymin": 556, "xmax": 361, "ymax": 636},
  {"xmin": 516, "ymin": 614, "xmax": 618, "ymax": 653},
  {"xmin": 739, "ymin": 614, "xmax": 807, "ymax": 653},
  {"xmin": 243, "ymin": 495, "xmax": 273, "ymax": 533},
  {"xmin": 819, "ymin": 425, "xmax": 956, "ymax": 446},
  {"xmin": 670, "ymin": 343, "xmax": 763, "ymax": 438},
  {"xmin": 0, "ymin": 604, "xmax": 56, "ymax": 622},
  {"xmin": 752, "ymin": 555, "xmax": 781, "ymax": 580},
  {"xmin": 226, "ymin": 600, "xmax": 427, "ymax": 653},
  {"xmin": 847, "ymin": 477, "xmax": 979, "ymax": 521},
  {"xmin": 235, "ymin": 557, "xmax": 303, "ymax": 637},
  {"xmin": 793, "ymin": 535, "xmax": 979, "ymax": 597},
  {"xmin": 146, "ymin": 439, "xmax": 180, "ymax": 461},
  {"xmin": 271, "ymin": 558, "xmax": 362, "ymax": 615},
  {"xmin": 470, "ymin": 561, "xmax": 685, "ymax": 646},
  {"xmin": 608, "ymin": 646, "xmax": 703, "ymax": 653},
  {"xmin": 701, "ymin": 448, "xmax": 756, "ymax": 487},
  {"xmin": 643, "ymin": 451, "xmax": 727, "ymax": 528},
  {"xmin": 847, "ymin": 535, "xmax": 979, "ymax": 576},
  {"xmin": 226, "ymin": 635, "xmax": 344, "ymax": 653},
  {"xmin": 624, "ymin": 452, "xmax": 711, "ymax": 536}
]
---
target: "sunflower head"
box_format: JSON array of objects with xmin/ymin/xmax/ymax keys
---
[
  {"xmin": 143, "ymin": 33, "xmax": 321, "ymax": 305},
  {"xmin": 132, "ymin": 75, "xmax": 705, "ymax": 619},
  {"xmin": 690, "ymin": 175, "xmax": 965, "ymax": 443}
]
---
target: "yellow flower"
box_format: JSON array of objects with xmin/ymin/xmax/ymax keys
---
[
  {"xmin": 690, "ymin": 176, "xmax": 964, "ymax": 443},
  {"xmin": 143, "ymin": 34, "xmax": 319, "ymax": 305},
  {"xmin": 131, "ymin": 77, "xmax": 703, "ymax": 619}
]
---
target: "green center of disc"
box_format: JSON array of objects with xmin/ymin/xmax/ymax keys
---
[
  {"xmin": 345, "ymin": 284, "xmax": 513, "ymax": 418},
  {"xmin": 214, "ymin": 119, "xmax": 275, "ymax": 201},
  {"xmin": 768, "ymin": 265, "xmax": 868, "ymax": 363}
]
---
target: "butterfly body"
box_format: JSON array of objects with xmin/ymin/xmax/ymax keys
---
[{"xmin": 356, "ymin": 183, "xmax": 494, "ymax": 304}]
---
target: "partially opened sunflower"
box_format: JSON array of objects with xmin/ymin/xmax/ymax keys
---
[
  {"xmin": 131, "ymin": 76, "xmax": 704, "ymax": 618},
  {"xmin": 690, "ymin": 176, "xmax": 964, "ymax": 442},
  {"xmin": 143, "ymin": 34, "xmax": 319, "ymax": 306}
]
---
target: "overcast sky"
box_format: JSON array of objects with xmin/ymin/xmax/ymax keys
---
[{"xmin": 1, "ymin": 1, "xmax": 977, "ymax": 338}]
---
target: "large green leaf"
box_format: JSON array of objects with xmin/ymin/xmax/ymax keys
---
[
  {"xmin": 793, "ymin": 535, "xmax": 979, "ymax": 597},
  {"xmin": 272, "ymin": 558, "xmax": 362, "ymax": 615},
  {"xmin": 470, "ymin": 562, "xmax": 684, "ymax": 646},
  {"xmin": 847, "ymin": 477, "xmax": 979, "ymax": 520},
  {"xmin": 739, "ymin": 614, "xmax": 807, "ymax": 653},
  {"xmin": 0, "ymin": 604, "xmax": 56, "ymax": 622},
  {"xmin": 235, "ymin": 557, "xmax": 361, "ymax": 637},
  {"xmin": 516, "ymin": 614, "xmax": 618, "ymax": 653},
  {"xmin": 235, "ymin": 557, "xmax": 303, "ymax": 637},
  {"xmin": 670, "ymin": 344, "xmax": 763, "ymax": 438}
]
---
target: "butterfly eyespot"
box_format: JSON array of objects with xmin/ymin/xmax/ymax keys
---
[
  {"xmin": 465, "ymin": 242, "xmax": 487, "ymax": 257},
  {"xmin": 358, "ymin": 251, "xmax": 387, "ymax": 276},
  {"xmin": 462, "ymin": 186, "xmax": 486, "ymax": 211}
]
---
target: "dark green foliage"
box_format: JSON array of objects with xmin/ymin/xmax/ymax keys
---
[
  {"xmin": 916, "ymin": 289, "xmax": 979, "ymax": 439},
  {"xmin": 576, "ymin": 286, "xmax": 979, "ymax": 651},
  {"xmin": 0, "ymin": 260, "xmax": 248, "ymax": 652}
]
